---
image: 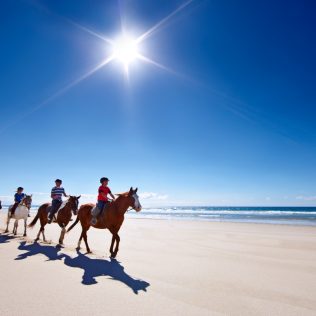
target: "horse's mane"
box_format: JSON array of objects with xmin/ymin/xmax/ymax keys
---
[{"xmin": 115, "ymin": 192, "xmax": 129, "ymax": 197}]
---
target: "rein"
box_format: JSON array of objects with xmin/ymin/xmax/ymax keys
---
[{"xmin": 108, "ymin": 198, "xmax": 133, "ymax": 213}]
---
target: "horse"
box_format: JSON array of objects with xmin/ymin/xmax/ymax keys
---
[
  {"xmin": 28, "ymin": 195, "xmax": 80, "ymax": 245},
  {"xmin": 67, "ymin": 187, "xmax": 141, "ymax": 258},
  {"xmin": 5, "ymin": 195, "xmax": 32, "ymax": 236}
]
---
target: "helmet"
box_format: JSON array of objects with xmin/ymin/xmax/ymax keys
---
[
  {"xmin": 55, "ymin": 179, "xmax": 62, "ymax": 184},
  {"xmin": 100, "ymin": 177, "xmax": 109, "ymax": 183},
  {"xmin": 17, "ymin": 187, "xmax": 24, "ymax": 191}
]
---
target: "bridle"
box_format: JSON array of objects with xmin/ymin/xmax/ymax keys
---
[
  {"xmin": 20, "ymin": 196, "xmax": 32, "ymax": 209},
  {"xmin": 66, "ymin": 197, "xmax": 79, "ymax": 214}
]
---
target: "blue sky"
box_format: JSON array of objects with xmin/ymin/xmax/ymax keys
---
[{"xmin": 0, "ymin": 0, "xmax": 316, "ymax": 206}]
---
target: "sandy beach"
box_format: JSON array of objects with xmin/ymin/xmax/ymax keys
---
[{"xmin": 0, "ymin": 213, "xmax": 316, "ymax": 316}]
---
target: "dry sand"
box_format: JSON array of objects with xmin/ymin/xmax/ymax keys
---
[{"xmin": 0, "ymin": 212, "xmax": 316, "ymax": 315}]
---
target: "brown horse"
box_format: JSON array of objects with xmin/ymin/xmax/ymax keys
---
[
  {"xmin": 67, "ymin": 187, "xmax": 141, "ymax": 258},
  {"xmin": 28, "ymin": 195, "xmax": 81, "ymax": 245}
]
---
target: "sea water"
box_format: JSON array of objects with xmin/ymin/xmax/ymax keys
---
[
  {"xmin": 127, "ymin": 206, "xmax": 316, "ymax": 226},
  {"xmin": 2, "ymin": 205, "xmax": 316, "ymax": 226}
]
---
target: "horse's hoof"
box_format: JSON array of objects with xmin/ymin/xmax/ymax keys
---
[
  {"xmin": 34, "ymin": 239, "xmax": 39, "ymax": 243},
  {"xmin": 4, "ymin": 230, "xmax": 8, "ymax": 233},
  {"xmin": 23, "ymin": 234, "xmax": 27, "ymax": 237}
]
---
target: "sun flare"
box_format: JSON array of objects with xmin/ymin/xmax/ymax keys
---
[{"xmin": 112, "ymin": 35, "xmax": 139, "ymax": 66}]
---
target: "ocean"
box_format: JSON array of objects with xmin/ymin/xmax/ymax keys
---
[{"xmin": 2, "ymin": 205, "xmax": 316, "ymax": 226}]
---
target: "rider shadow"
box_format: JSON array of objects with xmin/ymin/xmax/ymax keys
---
[
  {"xmin": 15, "ymin": 241, "xmax": 65, "ymax": 262},
  {"xmin": 63, "ymin": 251, "xmax": 150, "ymax": 294}
]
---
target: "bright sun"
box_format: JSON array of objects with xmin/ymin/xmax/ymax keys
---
[{"xmin": 112, "ymin": 35, "xmax": 139, "ymax": 66}]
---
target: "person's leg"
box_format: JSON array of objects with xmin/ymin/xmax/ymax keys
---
[
  {"xmin": 10, "ymin": 202, "xmax": 19, "ymax": 217},
  {"xmin": 101, "ymin": 201, "xmax": 110, "ymax": 215},
  {"xmin": 91, "ymin": 201, "xmax": 105, "ymax": 225},
  {"xmin": 48, "ymin": 200, "xmax": 61, "ymax": 223},
  {"xmin": 97, "ymin": 201, "xmax": 105, "ymax": 213}
]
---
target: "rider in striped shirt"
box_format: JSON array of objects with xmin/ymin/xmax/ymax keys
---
[{"xmin": 48, "ymin": 179, "xmax": 68, "ymax": 223}]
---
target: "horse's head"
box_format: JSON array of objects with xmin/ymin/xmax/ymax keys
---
[
  {"xmin": 115, "ymin": 188, "xmax": 142, "ymax": 213},
  {"xmin": 67, "ymin": 195, "xmax": 81, "ymax": 215},
  {"xmin": 22, "ymin": 194, "xmax": 32, "ymax": 209},
  {"xmin": 127, "ymin": 187, "xmax": 142, "ymax": 212}
]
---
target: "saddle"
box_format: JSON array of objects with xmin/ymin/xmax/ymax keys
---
[
  {"xmin": 90, "ymin": 202, "xmax": 111, "ymax": 225},
  {"xmin": 47, "ymin": 202, "xmax": 66, "ymax": 222}
]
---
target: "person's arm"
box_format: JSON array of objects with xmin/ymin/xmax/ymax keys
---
[
  {"xmin": 14, "ymin": 193, "xmax": 18, "ymax": 203},
  {"xmin": 110, "ymin": 193, "xmax": 115, "ymax": 201},
  {"xmin": 63, "ymin": 189, "xmax": 68, "ymax": 198}
]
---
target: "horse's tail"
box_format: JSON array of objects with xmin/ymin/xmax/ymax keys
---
[
  {"xmin": 67, "ymin": 216, "xmax": 80, "ymax": 233},
  {"xmin": 28, "ymin": 212, "xmax": 39, "ymax": 228}
]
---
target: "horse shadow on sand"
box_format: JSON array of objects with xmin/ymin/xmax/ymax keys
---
[
  {"xmin": 0, "ymin": 233, "xmax": 15, "ymax": 244},
  {"xmin": 16, "ymin": 241, "xmax": 150, "ymax": 294},
  {"xmin": 16, "ymin": 241, "xmax": 65, "ymax": 262}
]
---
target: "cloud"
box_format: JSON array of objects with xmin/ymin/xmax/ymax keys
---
[
  {"xmin": 296, "ymin": 195, "xmax": 316, "ymax": 201},
  {"xmin": 139, "ymin": 192, "xmax": 168, "ymax": 200},
  {"xmin": 80, "ymin": 194, "xmax": 97, "ymax": 198}
]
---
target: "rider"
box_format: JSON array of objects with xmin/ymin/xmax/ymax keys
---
[
  {"xmin": 10, "ymin": 187, "xmax": 25, "ymax": 217},
  {"xmin": 48, "ymin": 179, "xmax": 68, "ymax": 224},
  {"xmin": 91, "ymin": 177, "xmax": 115, "ymax": 225}
]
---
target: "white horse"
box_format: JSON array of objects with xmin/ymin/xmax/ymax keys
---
[{"xmin": 5, "ymin": 195, "xmax": 32, "ymax": 236}]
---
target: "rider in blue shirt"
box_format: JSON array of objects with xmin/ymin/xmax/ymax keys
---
[{"xmin": 10, "ymin": 187, "xmax": 25, "ymax": 217}]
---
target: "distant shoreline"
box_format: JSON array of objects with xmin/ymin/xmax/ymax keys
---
[{"xmin": 2, "ymin": 205, "xmax": 316, "ymax": 226}]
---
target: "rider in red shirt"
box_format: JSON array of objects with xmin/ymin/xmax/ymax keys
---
[
  {"xmin": 97, "ymin": 177, "xmax": 115, "ymax": 212},
  {"xmin": 91, "ymin": 177, "xmax": 115, "ymax": 225}
]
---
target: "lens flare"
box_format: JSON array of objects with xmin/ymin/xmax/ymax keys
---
[{"xmin": 112, "ymin": 36, "xmax": 139, "ymax": 65}]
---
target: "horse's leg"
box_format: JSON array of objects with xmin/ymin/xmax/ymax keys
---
[
  {"xmin": 35, "ymin": 227, "xmax": 41, "ymax": 242},
  {"xmin": 41, "ymin": 226, "xmax": 47, "ymax": 242},
  {"xmin": 5, "ymin": 214, "xmax": 10, "ymax": 233},
  {"xmin": 23, "ymin": 218, "xmax": 27, "ymax": 237},
  {"xmin": 111, "ymin": 233, "xmax": 120, "ymax": 258},
  {"xmin": 77, "ymin": 231, "xmax": 84, "ymax": 250},
  {"xmin": 13, "ymin": 220, "xmax": 18, "ymax": 235},
  {"xmin": 35, "ymin": 217, "xmax": 46, "ymax": 242},
  {"xmin": 82, "ymin": 228, "xmax": 91, "ymax": 253},
  {"xmin": 59, "ymin": 225, "xmax": 66, "ymax": 245},
  {"xmin": 109, "ymin": 234, "xmax": 116, "ymax": 256}
]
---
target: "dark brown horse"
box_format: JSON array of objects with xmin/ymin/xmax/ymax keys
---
[
  {"xmin": 28, "ymin": 196, "xmax": 81, "ymax": 245},
  {"xmin": 67, "ymin": 188, "xmax": 141, "ymax": 258}
]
